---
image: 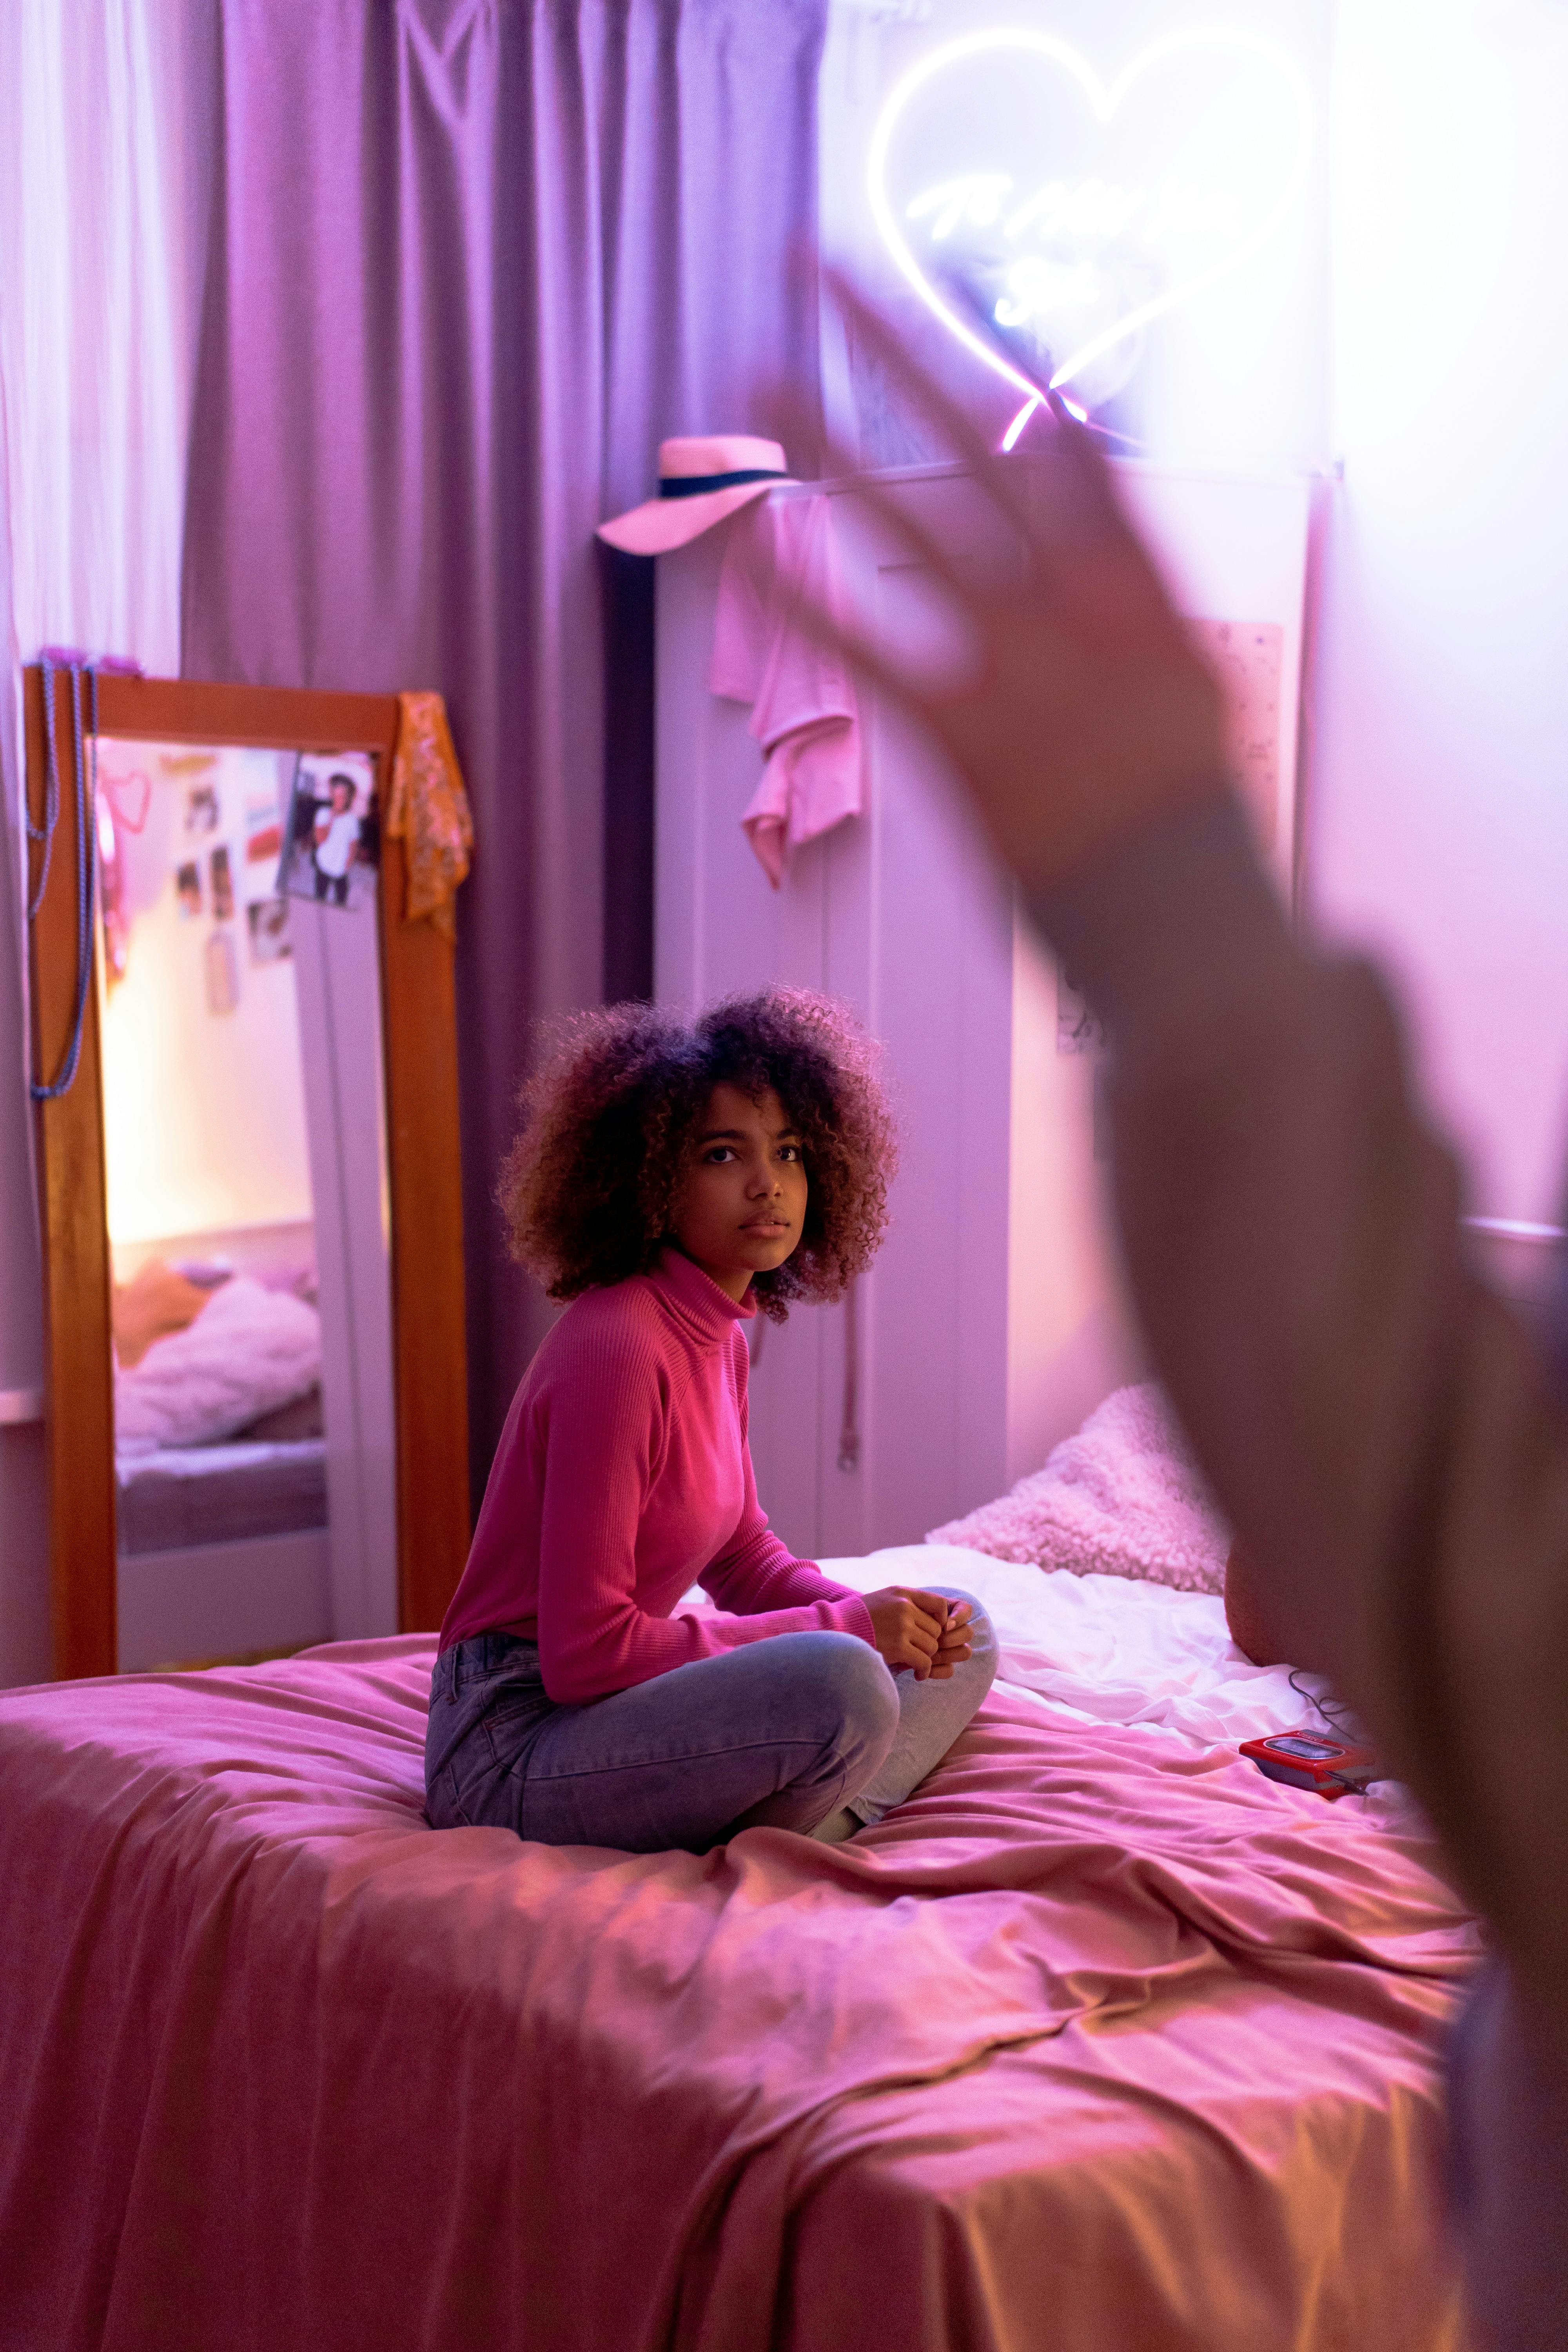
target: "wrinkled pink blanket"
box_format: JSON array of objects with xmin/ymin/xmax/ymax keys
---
[{"xmin": 0, "ymin": 1639, "xmax": 1477, "ymax": 2352}]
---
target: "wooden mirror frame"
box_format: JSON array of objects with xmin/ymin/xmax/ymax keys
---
[{"xmin": 24, "ymin": 669, "xmax": 470, "ymax": 1678}]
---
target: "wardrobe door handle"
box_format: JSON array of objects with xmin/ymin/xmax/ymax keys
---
[{"xmin": 837, "ymin": 1278, "xmax": 860, "ymax": 1472}]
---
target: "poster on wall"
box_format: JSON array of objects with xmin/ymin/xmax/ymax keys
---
[
  {"xmin": 242, "ymin": 773, "xmax": 286, "ymax": 905},
  {"xmin": 277, "ymin": 751, "xmax": 379, "ymax": 913},
  {"xmin": 247, "ymin": 899, "xmax": 292, "ymax": 965}
]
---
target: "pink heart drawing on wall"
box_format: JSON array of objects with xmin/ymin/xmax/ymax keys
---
[
  {"xmin": 103, "ymin": 767, "xmax": 152, "ymax": 833},
  {"xmin": 867, "ymin": 26, "xmax": 1314, "ymax": 442}
]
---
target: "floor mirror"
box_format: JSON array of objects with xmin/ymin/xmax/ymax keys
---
[{"xmin": 25, "ymin": 671, "xmax": 470, "ymax": 1678}]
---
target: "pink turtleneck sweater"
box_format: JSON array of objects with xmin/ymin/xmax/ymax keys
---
[{"xmin": 438, "ymin": 1248, "xmax": 876, "ymax": 1702}]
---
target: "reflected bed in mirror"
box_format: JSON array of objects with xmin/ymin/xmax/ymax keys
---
[{"xmin": 25, "ymin": 675, "xmax": 470, "ymax": 1678}]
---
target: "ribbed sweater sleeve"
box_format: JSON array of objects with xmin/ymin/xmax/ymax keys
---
[
  {"xmin": 534, "ymin": 1315, "xmax": 873, "ymax": 1705},
  {"xmin": 1029, "ymin": 789, "xmax": 1568, "ymax": 2010}
]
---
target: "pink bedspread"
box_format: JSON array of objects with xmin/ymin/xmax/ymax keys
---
[{"xmin": 0, "ymin": 1639, "xmax": 1477, "ymax": 2351}]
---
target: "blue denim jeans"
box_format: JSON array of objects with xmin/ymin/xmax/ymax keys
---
[{"xmin": 424, "ymin": 1588, "xmax": 997, "ymax": 1853}]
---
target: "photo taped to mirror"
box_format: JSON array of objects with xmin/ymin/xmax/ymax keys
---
[{"xmin": 278, "ymin": 751, "xmax": 380, "ymax": 913}]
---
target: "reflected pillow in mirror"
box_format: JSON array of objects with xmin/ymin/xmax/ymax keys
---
[
  {"xmin": 111, "ymin": 1258, "xmax": 211, "ymax": 1369},
  {"xmin": 114, "ymin": 1276, "xmax": 322, "ymax": 1453}
]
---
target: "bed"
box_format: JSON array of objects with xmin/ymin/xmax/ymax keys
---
[
  {"xmin": 0, "ymin": 1544, "xmax": 1476, "ymax": 2352},
  {"xmin": 115, "ymin": 1437, "xmax": 328, "ymax": 1553},
  {"xmin": 108, "ymin": 1258, "xmax": 333, "ymax": 1668}
]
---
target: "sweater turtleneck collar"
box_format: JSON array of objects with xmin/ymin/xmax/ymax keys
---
[{"xmin": 651, "ymin": 1247, "xmax": 756, "ymax": 1345}]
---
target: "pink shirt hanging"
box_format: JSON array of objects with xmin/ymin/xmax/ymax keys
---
[{"xmin": 709, "ymin": 493, "xmax": 864, "ymax": 887}]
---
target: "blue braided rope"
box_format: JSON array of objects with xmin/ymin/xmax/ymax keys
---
[
  {"xmin": 26, "ymin": 652, "xmax": 60, "ymax": 919},
  {"xmin": 30, "ymin": 659, "xmax": 100, "ymax": 1102}
]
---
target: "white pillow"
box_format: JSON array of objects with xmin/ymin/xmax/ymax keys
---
[
  {"xmin": 924, "ymin": 1381, "xmax": 1230, "ymax": 1595},
  {"xmin": 114, "ymin": 1276, "xmax": 322, "ymax": 1453}
]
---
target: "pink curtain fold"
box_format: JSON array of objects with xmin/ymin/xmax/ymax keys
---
[{"xmin": 181, "ymin": 0, "xmax": 828, "ymax": 1492}]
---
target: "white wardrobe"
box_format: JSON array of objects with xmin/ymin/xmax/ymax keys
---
[{"xmin": 655, "ymin": 459, "xmax": 1310, "ymax": 1563}]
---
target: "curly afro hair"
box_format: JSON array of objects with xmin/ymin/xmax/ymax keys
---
[{"xmin": 500, "ymin": 989, "xmax": 898, "ymax": 1322}]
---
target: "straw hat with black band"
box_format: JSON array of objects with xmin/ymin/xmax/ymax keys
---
[{"xmin": 596, "ymin": 436, "xmax": 795, "ymax": 555}]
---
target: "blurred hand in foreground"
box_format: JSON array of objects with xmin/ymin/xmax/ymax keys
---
[{"xmin": 795, "ymin": 272, "xmax": 1230, "ymax": 900}]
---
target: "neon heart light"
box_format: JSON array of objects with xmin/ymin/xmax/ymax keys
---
[{"xmin": 867, "ymin": 25, "xmax": 1315, "ymax": 448}]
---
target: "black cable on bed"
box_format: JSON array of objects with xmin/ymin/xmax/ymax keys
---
[{"xmin": 1288, "ymin": 1667, "xmax": 1361, "ymax": 1740}]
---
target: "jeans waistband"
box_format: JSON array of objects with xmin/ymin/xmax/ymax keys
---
[{"xmin": 434, "ymin": 1628, "xmax": 541, "ymax": 1700}]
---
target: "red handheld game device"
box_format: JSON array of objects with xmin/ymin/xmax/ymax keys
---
[{"xmin": 1239, "ymin": 1729, "xmax": 1381, "ymax": 1799}]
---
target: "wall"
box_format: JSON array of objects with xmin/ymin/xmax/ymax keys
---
[
  {"xmin": 825, "ymin": 0, "xmax": 1568, "ymax": 1242},
  {"xmin": 97, "ymin": 740, "xmax": 314, "ymax": 1247},
  {"xmin": 1005, "ymin": 915, "xmax": 1142, "ymax": 1485},
  {"xmin": 1310, "ymin": 0, "xmax": 1568, "ymax": 1229}
]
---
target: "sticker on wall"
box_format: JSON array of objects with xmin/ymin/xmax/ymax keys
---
[
  {"xmin": 183, "ymin": 782, "xmax": 220, "ymax": 836},
  {"xmin": 867, "ymin": 26, "xmax": 1314, "ymax": 442},
  {"xmin": 245, "ymin": 822, "xmax": 282, "ymax": 868},
  {"xmin": 174, "ymin": 860, "xmax": 203, "ymax": 920},
  {"xmin": 246, "ymin": 897, "xmax": 292, "ymax": 965},
  {"xmin": 241, "ymin": 772, "xmax": 287, "ymax": 903},
  {"xmin": 210, "ymin": 844, "xmax": 236, "ymax": 923},
  {"xmin": 205, "ymin": 926, "xmax": 241, "ymax": 1016},
  {"xmin": 277, "ymin": 750, "xmax": 379, "ymax": 913}
]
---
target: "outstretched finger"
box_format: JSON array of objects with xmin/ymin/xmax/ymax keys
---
[
  {"xmin": 927, "ymin": 263, "xmax": 1128, "ymax": 532},
  {"xmin": 823, "ymin": 269, "xmax": 1134, "ymax": 593},
  {"xmin": 822, "ymin": 264, "xmax": 1027, "ymax": 531}
]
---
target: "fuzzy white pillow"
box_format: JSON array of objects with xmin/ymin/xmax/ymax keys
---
[
  {"xmin": 925, "ymin": 1381, "xmax": 1230, "ymax": 1595},
  {"xmin": 114, "ymin": 1276, "xmax": 322, "ymax": 1454}
]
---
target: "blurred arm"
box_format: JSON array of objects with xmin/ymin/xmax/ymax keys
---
[{"xmin": 1034, "ymin": 789, "xmax": 1568, "ymax": 2014}]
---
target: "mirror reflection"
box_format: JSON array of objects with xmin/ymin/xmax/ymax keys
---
[{"xmin": 96, "ymin": 737, "xmax": 398, "ymax": 1671}]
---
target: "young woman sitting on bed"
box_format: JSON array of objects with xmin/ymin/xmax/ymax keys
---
[{"xmin": 426, "ymin": 987, "xmax": 996, "ymax": 1853}]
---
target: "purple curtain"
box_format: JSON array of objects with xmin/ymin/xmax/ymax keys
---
[{"xmin": 182, "ymin": 0, "xmax": 829, "ymax": 1493}]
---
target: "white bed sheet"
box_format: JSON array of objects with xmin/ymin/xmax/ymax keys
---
[
  {"xmin": 832, "ymin": 1543, "xmax": 1318, "ymax": 1747},
  {"xmin": 116, "ymin": 1439, "xmax": 327, "ymax": 1481},
  {"xmin": 691, "ymin": 1542, "xmax": 1416, "ymax": 1822}
]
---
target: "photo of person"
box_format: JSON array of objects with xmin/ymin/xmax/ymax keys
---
[
  {"xmin": 184, "ymin": 783, "xmax": 220, "ymax": 835},
  {"xmin": 174, "ymin": 861, "xmax": 202, "ymax": 919},
  {"xmin": 312, "ymin": 771, "xmax": 362, "ymax": 907},
  {"xmin": 277, "ymin": 751, "xmax": 378, "ymax": 911},
  {"xmin": 210, "ymin": 844, "xmax": 235, "ymax": 922},
  {"xmin": 246, "ymin": 897, "xmax": 292, "ymax": 964}
]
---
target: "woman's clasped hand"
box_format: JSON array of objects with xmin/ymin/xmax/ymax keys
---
[{"xmin": 861, "ymin": 1587, "xmax": 973, "ymax": 1680}]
